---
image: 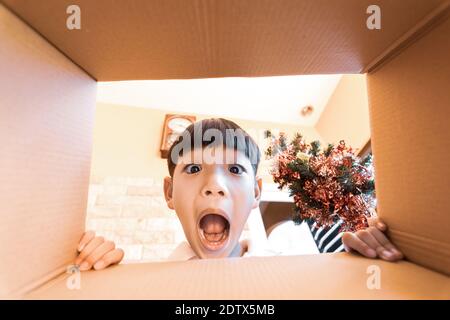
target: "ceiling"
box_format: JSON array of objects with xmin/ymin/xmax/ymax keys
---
[
  {"xmin": 97, "ymin": 74, "xmax": 342, "ymax": 126},
  {"xmin": 2, "ymin": 0, "xmax": 445, "ymax": 80}
]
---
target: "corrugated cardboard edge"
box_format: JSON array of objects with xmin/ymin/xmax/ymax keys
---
[
  {"xmin": 389, "ymin": 229, "xmax": 450, "ymax": 275},
  {"xmin": 0, "ymin": 3, "xmax": 96, "ymax": 298},
  {"xmin": 363, "ymin": 0, "xmax": 450, "ymax": 73},
  {"xmin": 366, "ymin": 11, "xmax": 450, "ymax": 275},
  {"xmin": 24, "ymin": 254, "xmax": 450, "ymax": 300},
  {"xmin": 0, "ymin": 2, "xmax": 97, "ymax": 81},
  {"xmin": 4, "ymin": 265, "xmax": 67, "ymax": 300}
]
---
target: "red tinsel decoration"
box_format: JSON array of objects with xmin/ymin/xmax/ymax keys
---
[{"xmin": 265, "ymin": 132, "xmax": 376, "ymax": 232}]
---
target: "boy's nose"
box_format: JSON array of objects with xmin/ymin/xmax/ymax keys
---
[
  {"xmin": 201, "ymin": 176, "xmax": 228, "ymax": 198},
  {"xmin": 203, "ymin": 188, "xmax": 225, "ymax": 197}
]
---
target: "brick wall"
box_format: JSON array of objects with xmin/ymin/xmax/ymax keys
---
[{"xmin": 85, "ymin": 176, "xmax": 251, "ymax": 262}]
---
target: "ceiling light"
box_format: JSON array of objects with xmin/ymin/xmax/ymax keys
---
[{"xmin": 301, "ymin": 105, "xmax": 314, "ymax": 116}]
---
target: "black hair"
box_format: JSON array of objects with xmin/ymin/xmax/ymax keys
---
[{"xmin": 167, "ymin": 118, "xmax": 260, "ymax": 177}]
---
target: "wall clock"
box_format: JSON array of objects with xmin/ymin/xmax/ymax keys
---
[{"xmin": 160, "ymin": 114, "xmax": 196, "ymax": 158}]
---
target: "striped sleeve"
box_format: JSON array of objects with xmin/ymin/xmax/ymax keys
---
[{"xmin": 306, "ymin": 219, "xmax": 345, "ymax": 253}]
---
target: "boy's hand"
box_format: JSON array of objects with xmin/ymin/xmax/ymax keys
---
[
  {"xmin": 75, "ymin": 231, "xmax": 124, "ymax": 271},
  {"xmin": 341, "ymin": 218, "xmax": 404, "ymax": 262}
]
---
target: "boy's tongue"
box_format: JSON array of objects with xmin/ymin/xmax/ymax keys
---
[{"xmin": 200, "ymin": 214, "xmax": 227, "ymax": 241}]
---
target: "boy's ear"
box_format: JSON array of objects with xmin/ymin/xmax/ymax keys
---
[
  {"xmin": 163, "ymin": 176, "xmax": 175, "ymax": 210},
  {"xmin": 251, "ymin": 176, "xmax": 263, "ymax": 209}
]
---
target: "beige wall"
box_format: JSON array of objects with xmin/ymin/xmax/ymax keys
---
[
  {"xmin": 90, "ymin": 102, "xmax": 323, "ymax": 183},
  {"xmin": 315, "ymin": 74, "xmax": 370, "ymax": 151}
]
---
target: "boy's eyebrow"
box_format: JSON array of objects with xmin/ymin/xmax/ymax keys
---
[
  {"xmin": 178, "ymin": 149, "xmax": 252, "ymax": 166},
  {"xmin": 230, "ymin": 161, "xmax": 249, "ymax": 167},
  {"xmin": 180, "ymin": 161, "xmax": 250, "ymax": 167}
]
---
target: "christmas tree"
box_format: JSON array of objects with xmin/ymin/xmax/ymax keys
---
[{"xmin": 265, "ymin": 130, "xmax": 376, "ymax": 232}]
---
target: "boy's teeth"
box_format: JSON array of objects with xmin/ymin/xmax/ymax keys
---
[
  {"xmin": 204, "ymin": 231, "xmax": 225, "ymax": 242},
  {"xmin": 203, "ymin": 229, "xmax": 228, "ymax": 243}
]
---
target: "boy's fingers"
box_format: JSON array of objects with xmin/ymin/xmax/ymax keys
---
[
  {"xmin": 78, "ymin": 230, "xmax": 95, "ymax": 252},
  {"xmin": 368, "ymin": 217, "xmax": 386, "ymax": 231},
  {"xmin": 355, "ymin": 229, "xmax": 379, "ymax": 248},
  {"xmin": 75, "ymin": 236, "xmax": 104, "ymax": 266},
  {"xmin": 370, "ymin": 227, "xmax": 404, "ymax": 260},
  {"xmin": 360, "ymin": 227, "xmax": 401, "ymax": 261},
  {"xmin": 357, "ymin": 228, "xmax": 397, "ymax": 261},
  {"xmin": 79, "ymin": 241, "xmax": 115, "ymax": 271},
  {"xmin": 342, "ymin": 232, "xmax": 356, "ymax": 252},
  {"xmin": 94, "ymin": 248, "xmax": 124, "ymax": 270},
  {"xmin": 342, "ymin": 232, "xmax": 376, "ymax": 258},
  {"xmin": 355, "ymin": 229, "xmax": 389, "ymax": 259}
]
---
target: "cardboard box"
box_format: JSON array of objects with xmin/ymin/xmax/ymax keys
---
[{"xmin": 1, "ymin": 0, "xmax": 449, "ymax": 299}]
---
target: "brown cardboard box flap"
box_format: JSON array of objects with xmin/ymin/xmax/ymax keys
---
[
  {"xmin": 2, "ymin": 0, "xmax": 446, "ymax": 80},
  {"xmin": 367, "ymin": 12, "xmax": 450, "ymax": 275},
  {"xmin": 0, "ymin": 4, "xmax": 96, "ymax": 298},
  {"xmin": 25, "ymin": 253, "xmax": 450, "ymax": 300}
]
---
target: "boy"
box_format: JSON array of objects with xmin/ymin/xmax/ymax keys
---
[{"xmin": 75, "ymin": 118, "xmax": 403, "ymax": 271}]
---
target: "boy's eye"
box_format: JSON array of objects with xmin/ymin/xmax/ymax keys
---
[
  {"xmin": 185, "ymin": 164, "xmax": 201, "ymax": 174},
  {"xmin": 229, "ymin": 165, "xmax": 245, "ymax": 175}
]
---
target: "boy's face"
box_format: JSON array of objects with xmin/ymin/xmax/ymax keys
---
[{"xmin": 164, "ymin": 146, "xmax": 262, "ymax": 259}]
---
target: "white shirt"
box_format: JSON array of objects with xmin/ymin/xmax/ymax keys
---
[{"xmin": 167, "ymin": 239, "xmax": 281, "ymax": 261}]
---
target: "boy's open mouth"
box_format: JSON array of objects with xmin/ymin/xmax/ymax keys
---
[{"xmin": 198, "ymin": 212, "xmax": 230, "ymax": 251}]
